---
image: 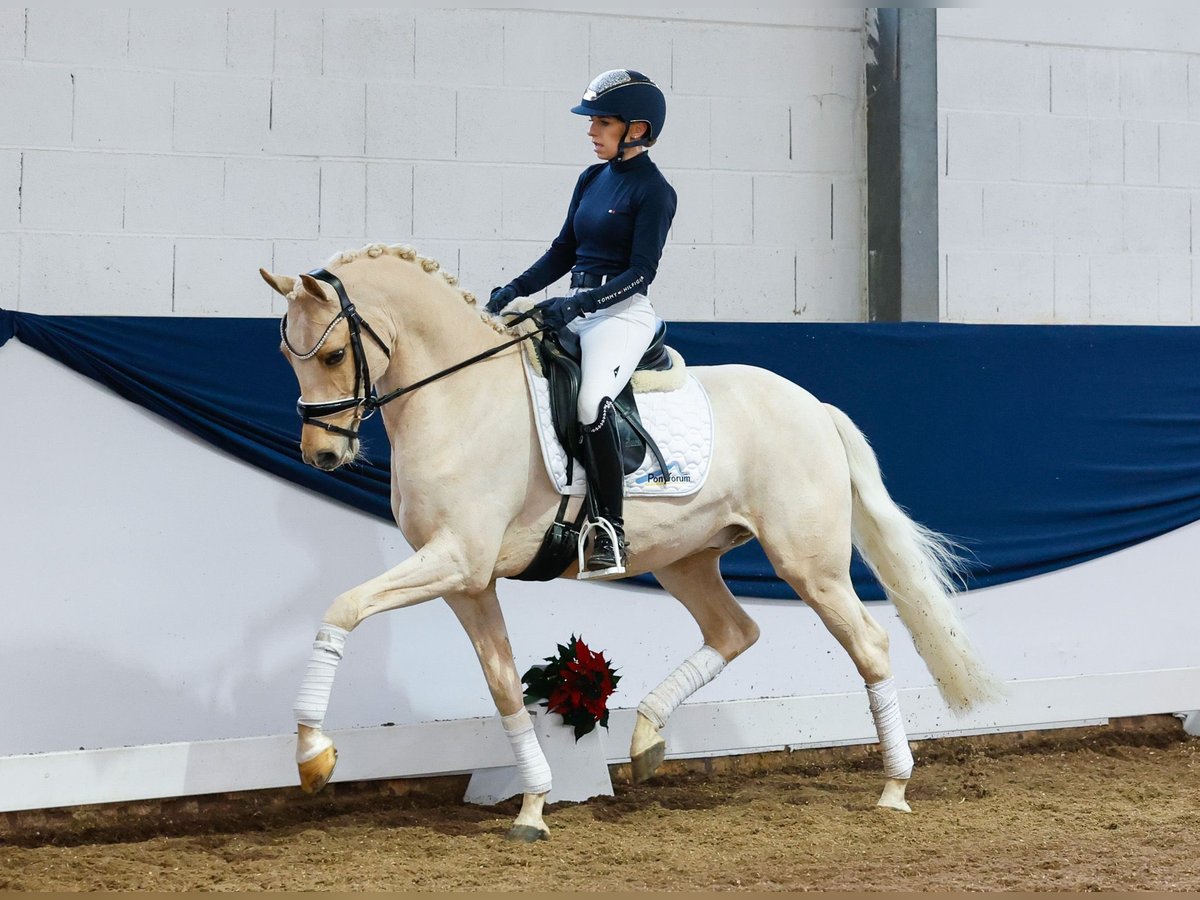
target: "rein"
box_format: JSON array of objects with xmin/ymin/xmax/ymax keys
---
[{"xmin": 281, "ymin": 267, "xmax": 542, "ymax": 439}]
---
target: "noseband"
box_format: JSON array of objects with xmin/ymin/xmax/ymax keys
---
[{"xmin": 281, "ymin": 267, "xmax": 542, "ymax": 442}]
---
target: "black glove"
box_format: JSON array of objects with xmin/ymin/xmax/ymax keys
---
[
  {"xmin": 486, "ymin": 284, "xmax": 520, "ymax": 315},
  {"xmin": 534, "ymin": 296, "xmax": 586, "ymax": 333}
]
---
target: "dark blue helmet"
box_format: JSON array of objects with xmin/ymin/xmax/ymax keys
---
[{"xmin": 570, "ymin": 69, "xmax": 666, "ymax": 149}]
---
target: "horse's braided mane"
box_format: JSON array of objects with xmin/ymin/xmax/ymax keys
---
[{"xmin": 322, "ymin": 242, "xmax": 511, "ymax": 336}]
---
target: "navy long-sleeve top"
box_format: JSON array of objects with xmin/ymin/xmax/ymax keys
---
[{"xmin": 511, "ymin": 152, "xmax": 677, "ymax": 312}]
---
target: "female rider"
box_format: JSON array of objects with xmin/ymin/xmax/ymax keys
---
[{"xmin": 487, "ymin": 69, "xmax": 677, "ymax": 579}]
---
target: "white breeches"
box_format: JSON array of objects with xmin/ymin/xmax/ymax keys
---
[{"xmin": 566, "ymin": 290, "xmax": 656, "ymax": 423}]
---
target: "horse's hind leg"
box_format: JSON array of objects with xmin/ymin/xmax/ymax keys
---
[
  {"xmin": 634, "ymin": 551, "xmax": 761, "ymax": 782},
  {"xmin": 767, "ymin": 544, "xmax": 914, "ymax": 812},
  {"xmin": 444, "ymin": 586, "xmax": 552, "ymax": 842}
]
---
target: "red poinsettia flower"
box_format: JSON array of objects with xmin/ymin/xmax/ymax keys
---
[{"xmin": 520, "ymin": 635, "xmax": 622, "ymax": 741}]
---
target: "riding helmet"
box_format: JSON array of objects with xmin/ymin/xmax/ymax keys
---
[{"xmin": 570, "ymin": 69, "xmax": 666, "ymax": 148}]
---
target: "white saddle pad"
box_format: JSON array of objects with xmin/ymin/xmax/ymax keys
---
[{"xmin": 521, "ymin": 353, "xmax": 713, "ymax": 497}]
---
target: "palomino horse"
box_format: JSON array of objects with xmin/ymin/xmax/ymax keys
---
[{"xmin": 261, "ymin": 243, "xmax": 1000, "ymax": 842}]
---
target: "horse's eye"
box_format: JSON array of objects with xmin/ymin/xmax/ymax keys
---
[{"xmin": 324, "ymin": 348, "xmax": 346, "ymax": 366}]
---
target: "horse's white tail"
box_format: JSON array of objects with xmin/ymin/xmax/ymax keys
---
[{"xmin": 824, "ymin": 403, "xmax": 1002, "ymax": 712}]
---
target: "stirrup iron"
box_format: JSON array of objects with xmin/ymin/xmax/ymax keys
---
[{"xmin": 577, "ymin": 517, "xmax": 625, "ymax": 580}]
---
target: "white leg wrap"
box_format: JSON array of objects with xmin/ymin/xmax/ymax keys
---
[
  {"xmin": 867, "ymin": 676, "xmax": 914, "ymax": 779},
  {"xmin": 637, "ymin": 645, "xmax": 727, "ymax": 731},
  {"xmin": 293, "ymin": 624, "xmax": 348, "ymax": 729},
  {"xmin": 502, "ymin": 709, "xmax": 553, "ymax": 795}
]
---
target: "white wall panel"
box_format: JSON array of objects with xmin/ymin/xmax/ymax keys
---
[
  {"xmin": 0, "ymin": 8, "xmax": 866, "ymax": 323},
  {"xmin": 939, "ymin": 39, "xmax": 1050, "ymax": 114},
  {"xmin": 0, "ymin": 233, "xmax": 17, "ymax": 306},
  {"xmin": 0, "ymin": 150, "xmax": 20, "ymax": 230},
  {"xmin": 653, "ymin": 243, "xmax": 716, "ymax": 321},
  {"xmin": 1159, "ymin": 122, "xmax": 1200, "ymax": 187},
  {"xmin": 225, "ymin": 9, "xmax": 276, "ymax": 76},
  {"xmin": 1019, "ymin": 116, "xmax": 1090, "ymax": 184},
  {"xmin": 457, "ymin": 88, "xmax": 544, "ymax": 163},
  {"xmin": 268, "ymin": 76, "xmax": 366, "ymax": 159},
  {"xmin": 18, "ymin": 234, "xmax": 173, "ymax": 315},
  {"xmin": 364, "ymin": 162, "xmax": 414, "ymax": 240},
  {"xmin": 24, "ymin": 8, "xmax": 127, "ymax": 66},
  {"xmin": 714, "ymin": 245, "xmax": 794, "ymax": 320},
  {"xmin": 73, "ymin": 68, "xmax": 175, "ymax": 152},
  {"xmin": 796, "ymin": 248, "xmax": 862, "ymax": 321},
  {"xmin": 710, "ymin": 173, "xmax": 754, "ymax": 246},
  {"xmin": 223, "ymin": 158, "xmax": 320, "ymax": 239},
  {"xmin": 647, "ymin": 94, "xmax": 711, "ymax": 171},
  {"xmin": 939, "ymin": 10, "xmax": 1200, "ymax": 324},
  {"xmin": 173, "ymin": 238, "xmax": 276, "ymax": 316},
  {"xmin": 128, "ymin": 8, "xmax": 228, "ymax": 71},
  {"xmin": 173, "ymin": 74, "xmax": 271, "ymax": 155},
  {"xmin": 1052, "ymin": 253, "xmax": 1090, "ymax": 321},
  {"xmin": 939, "ymin": 8, "xmax": 1200, "ymax": 54},
  {"xmin": 709, "ymin": 98, "xmax": 792, "ymax": 172},
  {"xmin": 1158, "ymin": 255, "xmax": 1192, "ymax": 322},
  {"xmin": 945, "ymin": 112, "xmax": 1021, "ymax": 182},
  {"xmin": 1119, "ymin": 52, "xmax": 1189, "ymax": 121},
  {"xmin": 412, "ymin": 162, "xmax": 502, "ymax": 241},
  {"xmin": 501, "ymin": 11, "xmax": 591, "ymax": 90},
  {"xmin": 0, "ymin": 8, "xmax": 23, "ymax": 60},
  {"xmin": 946, "ymin": 250, "xmax": 1054, "ymax": 322},
  {"xmin": 273, "ymin": 10, "xmax": 324, "ymax": 76},
  {"xmin": 414, "ymin": 9, "xmax": 505, "ymax": 87},
  {"xmin": 1123, "ymin": 120, "xmax": 1161, "ymax": 185},
  {"xmin": 1123, "ymin": 189, "xmax": 1189, "ymax": 254},
  {"xmin": 319, "ymin": 161, "xmax": 367, "ymax": 239},
  {"xmin": 19, "ymin": 150, "xmax": 126, "ymax": 233},
  {"xmin": 587, "ymin": 16, "xmax": 674, "ymax": 84},
  {"xmin": 500, "ymin": 165, "xmax": 578, "ymax": 241},
  {"xmin": 324, "ymin": 9, "xmax": 414, "ymax": 82},
  {"xmin": 0, "ymin": 64, "xmax": 74, "ymax": 147},
  {"xmin": 364, "ymin": 82, "xmax": 457, "ymax": 162},
  {"xmin": 1088, "ymin": 118, "xmax": 1124, "ymax": 183},
  {"xmin": 1089, "ymin": 253, "xmax": 1159, "ymax": 322},
  {"xmin": 124, "ymin": 155, "xmax": 226, "ymax": 236}
]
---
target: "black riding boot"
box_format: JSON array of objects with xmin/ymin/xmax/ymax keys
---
[{"xmin": 579, "ymin": 398, "xmax": 629, "ymax": 577}]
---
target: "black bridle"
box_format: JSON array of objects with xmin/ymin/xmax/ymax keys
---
[{"xmin": 280, "ymin": 268, "xmax": 541, "ymax": 441}]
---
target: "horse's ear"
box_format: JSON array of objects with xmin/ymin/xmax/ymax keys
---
[
  {"xmin": 260, "ymin": 268, "xmax": 295, "ymax": 297},
  {"xmin": 298, "ymin": 273, "xmax": 334, "ymax": 303}
]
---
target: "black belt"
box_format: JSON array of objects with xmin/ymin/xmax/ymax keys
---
[{"xmin": 569, "ymin": 271, "xmax": 612, "ymax": 289}]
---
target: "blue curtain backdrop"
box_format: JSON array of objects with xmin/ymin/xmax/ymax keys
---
[{"xmin": 4, "ymin": 307, "xmax": 1199, "ymax": 601}]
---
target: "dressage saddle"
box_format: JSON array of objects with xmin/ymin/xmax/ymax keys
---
[{"xmin": 514, "ymin": 320, "xmax": 674, "ymax": 582}]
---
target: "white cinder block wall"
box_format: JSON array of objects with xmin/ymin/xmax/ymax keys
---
[
  {"xmin": 0, "ymin": 8, "xmax": 867, "ymax": 322},
  {"xmin": 938, "ymin": 8, "xmax": 1200, "ymax": 324}
]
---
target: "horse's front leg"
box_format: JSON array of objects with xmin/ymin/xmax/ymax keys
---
[
  {"xmin": 444, "ymin": 587, "xmax": 552, "ymax": 842},
  {"xmin": 293, "ymin": 531, "xmax": 473, "ymax": 794}
]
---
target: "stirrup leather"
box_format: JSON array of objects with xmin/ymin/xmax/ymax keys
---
[{"xmin": 577, "ymin": 517, "xmax": 626, "ymax": 580}]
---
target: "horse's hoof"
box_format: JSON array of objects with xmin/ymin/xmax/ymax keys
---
[
  {"xmin": 630, "ymin": 737, "xmax": 666, "ymax": 784},
  {"xmin": 876, "ymin": 777, "xmax": 911, "ymax": 813},
  {"xmin": 505, "ymin": 824, "xmax": 550, "ymax": 842},
  {"xmin": 298, "ymin": 745, "xmax": 337, "ymax": 794}
]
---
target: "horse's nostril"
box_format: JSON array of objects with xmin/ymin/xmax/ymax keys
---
[{"xmin": 315, "ymin": 450, "xmax": 342, "ymax": 470}]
